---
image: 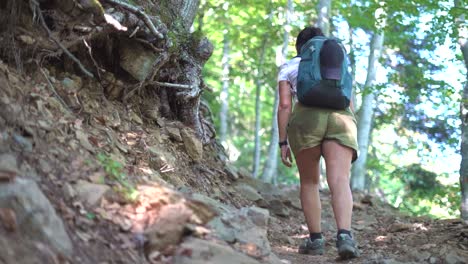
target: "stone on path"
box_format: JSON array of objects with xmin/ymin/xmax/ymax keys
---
[
  {"xmin": 173, "ymin": 238, "xmax": 262, "ymax": 264},
  {"xmin": 0, "ymin": 178, "xmax": 73, "ymax": 257},
  {"xmin": 74, "ymin": 180, "xmax": 111, "ymax": 207},
  {"xmin": 208, "ymin": 206, "xmax": 277, "ymax": 261},
  {"xmin": 234, "ymin": 183, "xmax": 263, "ymax": 202},
  {"xmin": 181, "ymin": 128, "xmax": 203, "ymax": 161}
]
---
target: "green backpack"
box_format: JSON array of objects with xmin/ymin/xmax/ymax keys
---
[{"xmin": 296, "ymin": 36, "xmax": 352, "ymax": 109}]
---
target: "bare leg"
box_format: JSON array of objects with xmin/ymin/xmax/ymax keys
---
[
  {"xmin": 295, "ymin": 146, "xmax": 322, "ymax": 233},
  {"xmin": 322, "ymin": 140, "xmax": 353, "ymax": 230}
]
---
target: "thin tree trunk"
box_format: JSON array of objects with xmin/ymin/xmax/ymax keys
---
[
  {"xmin": 348, "ymin": 25, "xmax": 358, "ymax": 111},
  {"xmin": 262, "ymin": 0, "xmax": 293, "ymax": 183},
  {"xmin": 351, "ymin": 31, "xmax": 384, "ymax": 190},
  {"xmin": 316, "ymin": 0, "xmax": 332, "ymax": 36},
  {"xmin": 252, "ymin": 35, "xmax": 268, "ymax": 178},
  {"xmin": 219, "ymin": 32, "xmax": 230, "ymax": 145},
  {"xmin": 315, "ymin": 0, "xmax": 331, "ymax": 186},
  {"xmin": 456, "ymin": 0, "xmax": 468, "ymax": 223}
]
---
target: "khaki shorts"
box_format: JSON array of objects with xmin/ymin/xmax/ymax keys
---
[{"xmin": 287, "ymin": 103, "xmax": 358, "ymax": 162}]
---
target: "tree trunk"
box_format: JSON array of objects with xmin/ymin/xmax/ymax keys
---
[
  {"xmin": 219, "ymin": 32, "xmax": 230, "ymax": 145},
  {"xmin": 351, "ymin": 31, "xmax": 384, "ymax": 190},
  {"xmin": 348, "ymin": 25, "xmax": 358, "ymax": 111},
  {"xmin": 252, "ymin": 36, "xmax": 268, "ymax": 178},
  {"xmin": 315, "ymin": 0, "xmax": 331, "ymax": 186},
  {"xmin": 316, "ymin": 0, "xmax": 332, "ymax": 36},
  {"xmin": 262, "ymin": 0, "xmax": 293, "ymax": 183},
  {"xmin": 456, "ymin": 0, "xmax": 468, "ymax": 223}
]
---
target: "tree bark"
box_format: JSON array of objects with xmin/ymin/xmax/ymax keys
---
[
  {"xmin": 262, "ymin": 0, "xmax": 293, "ymax": 183},
  {"xmin": 456, "ymin": 0, "xmax": 468, "ymax": 223},
  {"xmin": 219, "ymin": 32, "xmax": 230, "ymax": 145},
  {"xmin": 351, "ymin": 31, "xmax": 384, "ymax": 191},
  {"xmin": 252, "ymin": 35, "xmax": 268, "ymax": 178},
  {"xmin": 316, "ymin": 0, "xmax": 332, "ymax": 36},
  {"xmin": 315, "ymin": 0, "xmax": 332, "ymax": 185}
]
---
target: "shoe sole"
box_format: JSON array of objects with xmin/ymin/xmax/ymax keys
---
[
  {"xmin": 298, "ymin": 248, "xmax": 325, "ymax": 255},
  {"xmin": 338, "ymin": 244, "xmax": 359, "ymax": 259}
]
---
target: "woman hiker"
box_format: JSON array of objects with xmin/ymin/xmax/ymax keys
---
[{"xmin": 277, "ymin": 26, "xmax": 360, "ymax": 260}]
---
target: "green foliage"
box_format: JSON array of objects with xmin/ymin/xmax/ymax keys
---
[
  {"xmin": 372, "ymin": 163, "xmax": 460, "ymax": 218},
  {"xmin": 97, "ymin": 153, "xmax": 139, "ymax": 202}
]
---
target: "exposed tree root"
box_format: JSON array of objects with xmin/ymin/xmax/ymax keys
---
[
  {"xmin": 30, "ymin": 0, "xmax": 94, "ymax": 78},
  {"xmin": 1, "ymin": 0, "xmax": 217, "ymax": 143},
  {"xmin": 102, "ymin": 0, "xmax": 164, "ymax": 39}
]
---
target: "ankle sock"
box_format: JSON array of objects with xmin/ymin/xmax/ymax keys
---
[
  {"xmin": 337, "ymin": 229, "xmax": 352, "ymax": 239},
  {"xmin": 309, "ymin": 232, "xmax": 322, "ymax": 241}
]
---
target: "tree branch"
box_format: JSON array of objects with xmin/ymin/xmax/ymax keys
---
[
  {"xmin": 152, "ymin": 82, "xmax": 193, "ymax": 90},
  {"xmin": 30, "ymin": 0, "xmax": 94, "ymax": 78},
  {"xmin": 103, "ymin": 0, "xmax": 164, "ymax": 39}
]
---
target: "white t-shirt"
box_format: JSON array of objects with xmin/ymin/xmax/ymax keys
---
[{"xmin": 277, "ymin": 57, "xmax": 301, "ymax": 101}]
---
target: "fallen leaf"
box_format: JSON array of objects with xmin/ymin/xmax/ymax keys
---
[
  {"xmin": 0, "ymin": 208, "xmax": 17, "ymax": 232},
  {"xmin": 0, "ymin": 171, "xmax": 16, "ymax": 182}
]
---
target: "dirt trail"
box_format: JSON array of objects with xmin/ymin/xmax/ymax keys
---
[{"xmin": 269, "ymin": 191, "xmax": 468, "ymax": 264}]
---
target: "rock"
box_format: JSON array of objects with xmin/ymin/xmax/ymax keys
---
[
  {"xmin": 0, "ymin": 178, "xmax": 73, "ymax": 257},
  {"xmin": 0, "ymin": 153, "xmax": 19, "ymax": 182},
  {"xmin": 266, "ymin": 199, "xmax": 289, "ymax": 217},
  {"xmin": 119, "ymin": 41, "xmax": 157, "ymax": 81},
  {"xmin": 62, "ymin": 183, "xmax": 76, "ymax": 200},
  {"xmin": 224, "ymin": 163, "xmax": 239, "ymax": 181},
  {"xmin": 388, "ymin": 222, "xmax": 412, "ymax": 233},
  {"xmin": 0, "ymin": 236, "xmax": 60, "ymax": 264},
  {"xmin": 148, "ymin": 146, "xmax": 176, "ymax": 171},
  {"xmin": 144, "ymin": 202, "xmax": 193, "ymax": 255},
  {"xmin": 188, "ymin": 193, "xmax": 233, "ymax": 215},
  {"xmin": 166, "ymin": 126, "xmax": 182, "ymax": 142},
  {"xmin": 380, "ymin": 259, "xmax": 407, "ymax": 264},
  {"xmin": 234, "ymin": 183, "xmax": 263, "ymax": 202},
  {"xmin": 278, "ymin": 186, "xmax": 302, "ymax": 210},
  {"xmin": 130, "ymin": 111, "xmax": 144, "ymax": 125},
  {"xmin": 240, "ymin": 206, "xmax": 269, "ymax": 228},
  {"xmin": 444, "ymin": 250, "xmax": 466, "ymax": 264},
  {"xmin": 60, "ymin": 77, "xmax": 82, "ymax": 110},
  {"xmin": 180, "ymin": 128, "xmax": 203, "ymax": 161},
  {"xmin": 12, "ymin": 133, "xmax": 33, "ymax": 151},
  {"xmin": 185, "ymin": 199, "xmax": 217, "ymax": 225},
  {"xmin": 74, "ymin": 180, "xmax": 111, "ymax": 207},
  {"xmin": 173, "ymin": 238, "xmax": 261, "ymax": 264},
  {"xmin": 76, "ymin": 130, "xmax": 94, "ymax": 152},
  {"xmin": 208, "ymin": 206, "xmax": 273, "ymax": 258},
  {"xmin": 238, "ymin": 167, "xmax": 252, "ymax": 178},
  {"xmin": 409, "ymin": 250, "xmax": 431, "ymax": 262},
  {"xmin": 61, "ymin": 76, "xmax": 82, "ymax": 91}
]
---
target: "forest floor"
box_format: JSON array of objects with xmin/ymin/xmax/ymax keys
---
[
  {"xmin": 1, "ymin": 60, "xmax": 467, "ymax": 264},
  {"xmin": 269, "ymin": 190, "xmax": 468, "ymax": 264}
]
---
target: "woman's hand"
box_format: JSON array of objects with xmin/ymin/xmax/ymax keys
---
[{"xmin": 281, "ymin": 145, "xmax": 293, "ymax": 167}]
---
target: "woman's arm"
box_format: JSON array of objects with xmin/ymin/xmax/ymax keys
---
[{"xmin": 278, "ymin": 81, "xmax": 293, "ymax": 167}]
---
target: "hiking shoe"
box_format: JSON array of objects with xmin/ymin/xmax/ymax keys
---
[
  {"xmin": 298, "ymin": 237, "xmax": 325, "ymax": 255},
  {"xmin": 336, "ymin": 234, "xmax": 360, "ymax": 259}
]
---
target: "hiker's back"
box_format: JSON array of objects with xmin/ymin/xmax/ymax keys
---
[{"xmin": 296, "ymin": 36, "xmax": 352, "ymax": 110}]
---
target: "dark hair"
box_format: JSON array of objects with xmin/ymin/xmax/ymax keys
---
[{"xmin": 295, "ymin": 27, "xmax": 324, "ymax": 54}]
